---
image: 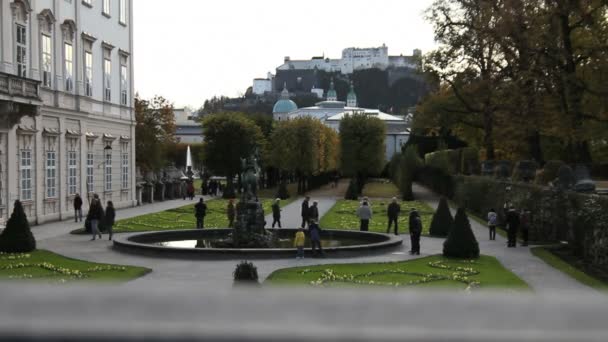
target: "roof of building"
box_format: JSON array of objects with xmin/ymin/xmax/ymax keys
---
[
  {"xmin": 287, "ymin": 101, "xmax": 406, "ymax": 123},
  {"xmin": 273, "ymin": 83, "xmax": 298, "ymax": 114}
]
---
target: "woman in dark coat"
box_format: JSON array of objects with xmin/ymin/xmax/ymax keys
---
[{"xmin": 105, "ymin": 201, "xmax": 116, "ymax": 241}]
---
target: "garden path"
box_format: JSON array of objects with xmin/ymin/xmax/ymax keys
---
[
  {"xmin": 30, "ymin": 182, "xmax": 594, "ymax": 292},
  {"xmin": 412, "ymin": 183, "xmax": 593, "ymax": 292},
  {"xmin": 30, "ymin": 197, "xmax": 211, "ymax": 241}
]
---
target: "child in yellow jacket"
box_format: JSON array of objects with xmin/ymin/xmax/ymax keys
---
[{"xmin": 294, "ymin": 227, "xmax": 306, "ymax": 259}]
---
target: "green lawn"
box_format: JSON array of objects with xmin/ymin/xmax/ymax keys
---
[
  {"xmin": 531, "ymin": 247, "xmax": 608, "ymax": 291},
  {"xmin": 362, "ymin": 180, "xmax": 401, "ymax": 198},
  {"xmin": 107, "ymin": 198, "xmax": 293, "ymax": 233},
  {"xmin": 0, "ymin": 250, "xmax": 150, "ymax": 283},
  {"xmin": 320, "ymin": 199, "xmax": 435, "ymax": 234},
  {"xmin": 265, "ymin": 255, "xmax": 529, "ymax": 290}
]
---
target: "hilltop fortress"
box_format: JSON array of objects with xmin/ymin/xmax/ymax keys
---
[{"xmin": 253, "ymin": 44, "xmax": 422, "ymax": 95}]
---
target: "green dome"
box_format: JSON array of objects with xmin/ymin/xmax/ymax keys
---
[
  {"xmin": 326, "ymin": 79, "xmax": 338, "ymax": 101},
  {"xmin": 273, "ymin": 99, "xmax": 298, "ymax": 114}
]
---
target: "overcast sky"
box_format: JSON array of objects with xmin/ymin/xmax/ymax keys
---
[{"xmin": 133, "ymin": 0, "xmax": 437, "ymax": 109}]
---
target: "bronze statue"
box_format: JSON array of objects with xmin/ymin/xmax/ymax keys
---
[{"xmin": 240, "ymin": 149, "xmax": 260, "ymax": 199}]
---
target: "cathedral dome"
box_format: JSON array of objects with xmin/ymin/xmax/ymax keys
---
[
  {"xmin": 273, "ymin": 83, "xmax": 298, "ymax": 114},
  {"xmin": 273, "ymin": 99, "xmax": 298, "ymax": 114}
]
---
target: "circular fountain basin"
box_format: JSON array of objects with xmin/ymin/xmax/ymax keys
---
[{"xmin": 113, "ymin": 229, "xmax": 402, "ymax": 260}]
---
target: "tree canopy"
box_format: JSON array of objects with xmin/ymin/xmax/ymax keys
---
[
  {"xmin": 339, "ymin": 113, "xmax": 386, "ymax": 188},
  {"xmin": 418, "ymin": 0, "xmax": 608, "ymax": 164},
  {"xmin": 201, "ymin": 113, "xmax": 266, "ymax": 184},
  {"xmin": 135, "ymin": 95, "xmax": 177, "ymax": 172},
  {"xmin": 269, "ymin": 117, "xmax": 339, "ymax": 193}
]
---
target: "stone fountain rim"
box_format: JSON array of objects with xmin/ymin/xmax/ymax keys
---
[{"xmin": 112, "ymin": 228, "xmax": 403, "ymax": 260}]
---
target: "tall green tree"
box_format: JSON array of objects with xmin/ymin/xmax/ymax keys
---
[
  {"xmin": 339, "ymin": 113, "xmax": 386, "ymax": 191},
  {"xmin": 135, "ymin": 95, "xmax": 177, "ymax": 172},
  {"xmin": 201, "ymin": 113, "xmax": 266, "ymax": 198},
  {"xmin": 269, "ymin": 117, "xmax": 339, "ymax": 194}
]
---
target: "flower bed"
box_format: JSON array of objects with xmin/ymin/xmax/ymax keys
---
[
  {"xmin": 265, "ymin": 255, "xmax": 529, "ymax": 290},
  {"xmin": 0, "ymin": 250, "xmax": 150, "ymax": 283}
]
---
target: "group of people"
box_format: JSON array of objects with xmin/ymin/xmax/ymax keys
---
[
  {"xmin": 201, "ymin": 179, "xmax": 223, "ymax": 197},
  {"xmin": 487, "ymin": 204, "xmax": 531, "ymax": 247},
  {"xmin": 73, "ymin": 193, "xmax": 116, "ymax": 241},
  {"xmin": 181, "ymin": 181, "xmax": 196, "ymax": 201},
  {"xmin": 353, "ymin": 197, "xmax": 421, "ymax": 255}
]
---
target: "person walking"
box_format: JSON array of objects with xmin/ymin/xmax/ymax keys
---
[
  {"xmin": 294, "ymin": 227, "xmax": 306, "ymax": 259},
  {"xmin": 309, "ymin": 220, "xmax": 324, "ymax": 257},
  {"xmin": 520, "ymin": 209, "xmax": 530, "ymax": 247},
  {"xmin": 73, "ymin": 194, "xmax": 83, "ymax": 222},
  {"xmin": 105, "ymin": 201, "xmax": 116, "ymax": 241},
  {"xmin": 357, "ymin": 201, "xmax": 372, "ymax": 232},
  {"xmin": 271, "ymin": 198, "xmax": 282, "ymax": 228},
  {"xmin": 86, "ymin": 199, "xmax": 103, "ymax": 241},
  {"xmin": 194, "ymin": 198, "xmax": 207, "ymax": 229},
  {"xmin": 187, "ymin": 182, "xmax": 195, "ymax": 200},
  {"xmin": 505, "ymin": 205, "xmax": 520, "ymax": 248},
  {"xmin": 487, "ymin": 208, "xmax": 498, "ymax": 240},
  {"xmin": 301, "ymin": 197, "xmax": 310, "ymax": 228},
  {"xmin": 227, "ymin": 199, "xmax": 236, "ymax": 228},
  {"xmin": 409, "ymin": 208, "xmax": 422, "ymax": 255},
  {"xmin": 386, "ymin": 197, "xmax": 401, "ymax": 235},
  {"xmin": 309, "ymin": 201, "xmax": 319, "ymax": 223}
]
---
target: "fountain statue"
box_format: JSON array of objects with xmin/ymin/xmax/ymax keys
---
[{"xmin": 215, "ymin": 149, "xmax": 271, "ymax": 248}]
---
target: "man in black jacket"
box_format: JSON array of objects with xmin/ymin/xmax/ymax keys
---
[
  {"xmin": 505, "ymin": 206, "xmax": 520, "ymax": 248},
  {"xmin": 386, "ymin": 197, "xmax": 401, "ymax": 235},
  {"xmin": 301, "ymin": 196, "xmax": 310, "ymax": 228},
  {"xmin": 409, "ymin": 209, "xmax": 422, "ymax": 255},
  {"xmin": 73, "ymin": 194, "xmax": 83, "ymax": 222},
  {"xmin": 271, "ymin": 198, "xmax": 282, "ymax": 228},
  {"xmin": 195, "ymin": 198, "xmax": 207, "ymax": 229}
]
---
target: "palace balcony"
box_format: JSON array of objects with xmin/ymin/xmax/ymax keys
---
[{"xmin": 0, "ymin": 72, "xmax": 42, "ymax": 128}]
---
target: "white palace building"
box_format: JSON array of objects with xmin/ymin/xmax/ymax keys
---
[{"xmin": 0, "ymin": 0, "xmax": 135, "ymax": 224}]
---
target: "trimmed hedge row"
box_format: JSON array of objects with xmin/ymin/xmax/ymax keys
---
[{"xmin": 427, "ymin": 173, "xmax": 608, "ymax": 268}]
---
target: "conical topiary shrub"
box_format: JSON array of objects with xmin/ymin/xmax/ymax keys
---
[
  {"xmin": 233, "ymin": 261, "xmax": 259, "ymax": 285},
  {"xmin": 0, "ymin": 200, "xmax": 36, "ymax": 253},
  {"xmin": 443, "ymin": 207, "xmax": 479, "ymax": 259},
  {"xmin": 429, "ymin": 197, "xmax": 454, "ymax": 237}
]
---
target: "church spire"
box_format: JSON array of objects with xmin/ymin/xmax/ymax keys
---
[
  {"xmin": 326, "ymin": 78, "xmax": 337, "ymax": 101},
  {"xmin": 347, "ymin": 81, "xmax": 357, "ymax": 107},
  {"xmin": 281, "ymin": 82, "xmax": 289, "ymax": 99}
]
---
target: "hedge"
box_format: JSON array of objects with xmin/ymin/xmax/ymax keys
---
[{"xmin": 428, "ymin": 173, "xmax": 608, "ymax": 268}]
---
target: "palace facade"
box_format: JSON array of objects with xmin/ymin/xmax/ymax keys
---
[{"xmin": 0, "ymin": 0, "xmax": 135, "ymax": 224}]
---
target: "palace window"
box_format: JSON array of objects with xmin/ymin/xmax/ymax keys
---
[
  {"xmin": 121, "ymin": 142, "xmax": 128, "ymax": 189},
  {"xmin": 46, "ymin": 151, "xmax": 57, "ymax": 198},
  {"xmin": 103, "ymin": 0, "xmax": 110, "ymax": 15},
  {"xmin": 68, "ymin": 150, "xmax": 78, "ymax": 195},
  {"xmin": 104, "ymin": 57, "xmax": 111, "ymax": 101},
  {"xmin": 16, "ymin": 24, "xmax": 27, "ymax": 78},
  {"xmin": 120, "ymin": 60, "xmax": 128, "ymax": 105},
  {"xmin": 119, "ymin": 0, "xmax": 127, "ymax": 24},
  {"xmin": 87, "ymin": 144, "xmax": 94, "ymax": 193},
  {"xmin": 65, "ymin": 43, "xmax": 74, "ymax": 92},
  {"xmin": 84, "ymin": 51, "xmax": 93, "ymax": 96},
  {"xmin": 41, "ymin": 34, "xmax": 52, "ymax": 87},
  {"xmin": 20, "ymin": 150, "xmax": 32, "ymax": 201},
  {"xmin": 105, "ymin": 148, "xmax": 112, "ymax": 191}
]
